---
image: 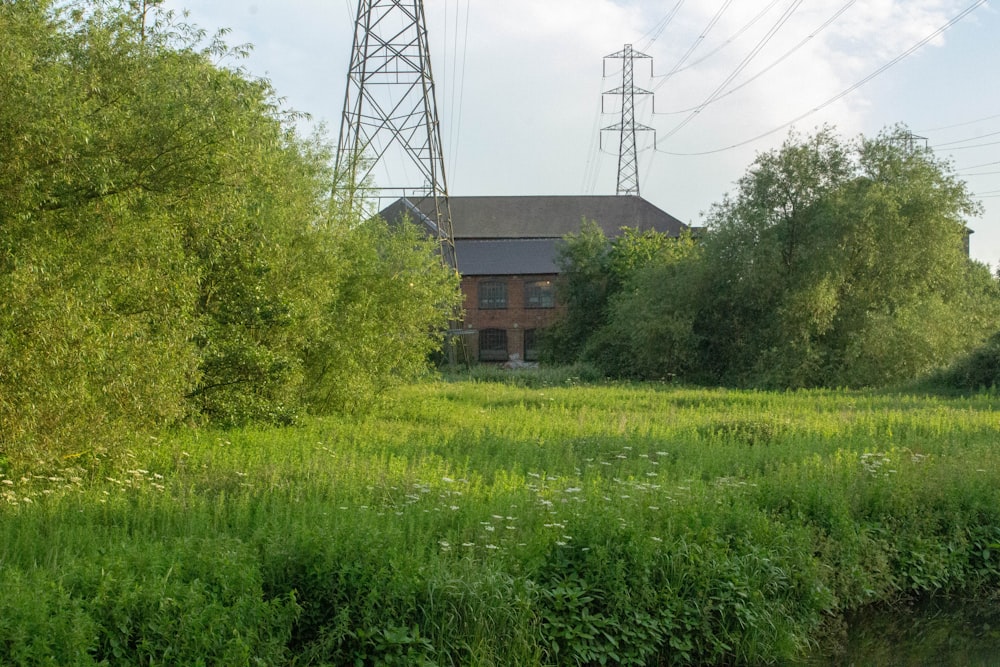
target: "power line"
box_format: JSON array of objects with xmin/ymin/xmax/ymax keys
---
[
  {"xmin": 581, "ymin": 77, "xmax": 609, "ymax": 195},
  {"xmin": 932, "ymin": 129, "xmax": 1000, "ymax": 148},
  {"xmin": 961, "ymin": 170, "xmax": 1000, "ymax": 177},
  {"xmin": 445, "ymin": 0, "xmax": 471, "ymax": 183},
  {"xmin": 657, "ymin": 0, "xmax": 989, "ymax": 156},
  {"xmin": 638, "ymin": 0, "xmax": 685, "ymax": 52},
  {"xmin": 659, "ymin": 0, "xmax": 805, "ymax": 142},
  {"xmin": 936, "ymin": 139, "xmax": 1000, "ymax": 151},
  {"xmin": 655, "ymin": 0, "xmax": 734, "ymax": 87},
  {"xmin": 442, "ymin": 1, "xmax": 449, "ymax": 92},
  {"xmin": 919, "ymin": 112, "xmax": 1000, "ymax": 133},
  {"xmin": 958, "ymin": 159, "xmax": 1000, "ymax": 171},
  {"xmin": 653, "ymin": 0, "xmax": 856, "ymax": 116},
  {"xmin": 638, "ymin": 138, "xmax": 659, "ymax": 196},
  {"xmin": 654, "ymin": 0, "xmax": 783, "ymax": 84}
]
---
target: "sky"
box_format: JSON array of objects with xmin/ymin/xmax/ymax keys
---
[{"xmin": 157, "ymin": 0, "xmax": 1000, "ymax": 265}]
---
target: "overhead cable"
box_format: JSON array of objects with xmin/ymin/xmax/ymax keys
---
[
  {"xmin": 639, "ymin": 0, "xmax": 685, "ymax": 52},
  {"xmin": 654, "ymin": 0, "xmax": 856, "ymax": 115},
  {"xmin": 660, "ymin": 0, "xmax": 805, "ymax": 142},
  {"xmin": 960, "ymin": 170, "xmax": 1000, "ymax": 177},
  {"xmin": 582, "ymin": 79, "xmax": 610, "ymax": 194},
  {"xmin": 446, "ymin": 0, "xmax": 471, "ymax": 179},
  {"xmin": 653, "ymin": 0, "xmax": 783, "ymax": 87},
  {"xmin": 932, "ymin": 129, "xmax": 1000, "ymax": 148},
  {"xmin": 656, "ymin": 0, "xmax": 735, "ymax": 84},
  {"xmin": 658, "ymin": 0, "xmax": 989, "ymax": 156},
  {"xmin": 919, "ymin": 112, "xmax": 1000, "ymax": 133},
  {"xmin": 958, "ymin": 159, "xmax": 1000, "ymax": 171},
  {"xmin": 935, "ymin": 139, "xmax": 1000, "ymax": 151}
]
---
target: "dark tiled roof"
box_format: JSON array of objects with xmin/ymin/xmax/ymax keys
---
[
  {"xmin": 379, "ymin": 195, "xmax": 688, "ymax": 276},
  {"xmin": 455, "ymin": 239, "xmax": 558, "ymax": 275},
  {"xmin": 380, "ymin": 195, "xmax": 688, "ymax": 240}
]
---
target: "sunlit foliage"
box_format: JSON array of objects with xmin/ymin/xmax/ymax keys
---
[{"xmin": 0, "ymin": 1, "xmax": 458, "ymax": 462}]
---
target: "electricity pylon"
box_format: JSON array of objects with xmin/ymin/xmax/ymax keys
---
[
  {"xmin": 336, "ymin": 0, "xmax": 456, "ymax": 270},
  {"xmin": 602, "ymin": 44, "xmax": 655, "ymax": 197}
]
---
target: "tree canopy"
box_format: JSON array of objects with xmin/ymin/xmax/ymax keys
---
[
  {"xmin": 557, "ymin": 126, "xmax": 1000, "ymax": 387},
  {"xmin": 0, "ymin": 1, "xmax": 460, "ymax": 464},
  {"xmin": 541, "ymin": 221, "xmax": 697, "ymax": 366}
]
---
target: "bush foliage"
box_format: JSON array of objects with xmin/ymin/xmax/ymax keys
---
[
  {"xmin": 550, "ymin": 127, "xmax": 1000, "ymax": 388},
  {"xmin": 934, "ymin": 330, "xmax": 1000, "ymax": 391},
  {"xmin": 0, "ymin": 1, "xmax": 459, "ymax": 463}
]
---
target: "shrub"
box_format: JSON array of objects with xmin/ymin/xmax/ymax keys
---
[{"xmin": 933, "ymin": 331, "xmax": 1000, "ymax": 391}]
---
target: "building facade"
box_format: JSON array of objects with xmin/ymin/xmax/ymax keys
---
[
  {"xmin": 461, "ymin": 273, "xmax": 561, "ymax": 362},
  {"xmin": 381, "ymin": 195, "xmax": 688, "ymax": 363}
]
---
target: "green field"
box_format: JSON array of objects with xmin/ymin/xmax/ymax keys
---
[{"xmin": 2, "ymin": 377, "xmax": 999, "ymax": 665}]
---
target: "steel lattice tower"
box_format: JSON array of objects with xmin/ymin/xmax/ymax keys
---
[
  {"xmin": 336, "ymin": 0, "xmax": 456, "ymax": 270},
  {"xmin": 602, "ymin": 44, "xmax": 654, "ymax": 197}
]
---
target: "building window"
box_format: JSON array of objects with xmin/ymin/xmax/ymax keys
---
[
  {"xmin": 524, "ymin": 280, "xmax": 555, "ymax": 309},
  {"xmin": 478, "ymin": 280, "xmax": 507, "ymax": 309},
  {"xmin": 479, "ymin": 328, "xmax": 508, "ymax": 362},
  {"xmin": 524, "ymin": 328, "xmax": 540, "ymax": 362}
]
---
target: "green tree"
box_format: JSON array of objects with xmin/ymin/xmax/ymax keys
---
[
  {"xmin": 183, "ymin": 128, "xmax": 339, "ymax": 426},
  {"xmin": 694, "ymin": 127, "xmax": 855, "ymax": 384},
  {"xmin": 0, "ymin": 1, "xmax": 201, "ymax": 460},
  {"xmin": 542, "ymin": 221, "xmax": 611, "ymax": 364},
  {"xmin": 0, "ymin": 1, "xmax": 462, "ymax": 464},
  {"xmin": 302, "ymin": 218, "xmax": 461, "ymax": 415},
  {"xmin": 589, "ymin": 235, "xmax": 703, "ymax": 379},
  {"xmin": 543, "ymin": 221, "xmax": 688, "ymax": 365},
  {"xmin": 818, "ymin": 130, "xmax": 996, "ymax": 385},
  {"xmin": 615, "ymin": 125, "xmax": 999, "ymax": 387}
]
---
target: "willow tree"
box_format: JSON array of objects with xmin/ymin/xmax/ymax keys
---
[
  {"xmin": 0, "ymin": 1, "xmax": 459, "ymax": 464},
  {"xmin": 697, "ymin": 126, "xmax": 998, "ymax": 387},
  {"xmin": 595, "ymin": 126, "xmax": 999, "ymax": 387}
]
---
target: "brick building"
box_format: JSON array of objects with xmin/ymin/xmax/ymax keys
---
[{"xmin": 382, "ymin": 195, "xmax": 688, "ymax": 362}]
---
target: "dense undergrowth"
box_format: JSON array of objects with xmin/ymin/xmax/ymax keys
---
[{"xmin": 2, "ymin": 377, "xmax": 999, "ymax": 665}]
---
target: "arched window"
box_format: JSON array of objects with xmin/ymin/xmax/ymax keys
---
[
  {"xmin": 524, "ymin": 329, "xmax": 541, "ymax": 362},
  {"xmin": 479, "ymin": 328, "xmax": 508, "ymax": 361}
]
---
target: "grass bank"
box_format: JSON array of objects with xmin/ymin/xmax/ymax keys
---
[{"xmin": 2, "ymin": 378, "xmax": 999, "ymax": 665}]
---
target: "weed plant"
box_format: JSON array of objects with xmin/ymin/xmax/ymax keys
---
[{"xmin": 1, "ymin": 381, "xmax": 999, "ymax": 664}]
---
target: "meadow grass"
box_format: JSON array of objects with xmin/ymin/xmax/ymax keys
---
[{"xmin": 1, "ymin": 378, "xmax": 999, "ymax": 665}]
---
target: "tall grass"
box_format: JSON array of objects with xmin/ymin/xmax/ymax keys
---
[{"xmin": 2, "ymin": 380, "xmax": 999, "ymax": 664}]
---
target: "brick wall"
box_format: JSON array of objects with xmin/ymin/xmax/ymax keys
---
[{"xmin": 460, "ymin": 274, "xmax": 564, "ymax": 362}]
